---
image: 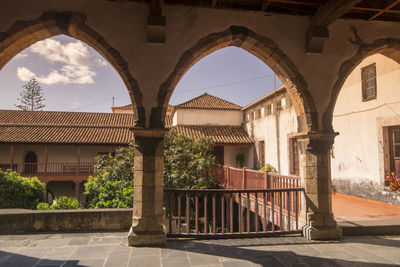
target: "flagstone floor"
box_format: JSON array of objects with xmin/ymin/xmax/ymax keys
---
[{"xmin": 1, "ymin": 232, "xmax": 400, "ymax": 266}]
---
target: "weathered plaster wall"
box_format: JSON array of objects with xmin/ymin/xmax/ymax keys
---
[
  {"xmin": 1, "ymin": 2, "xmax": 400, "ymax": 129},
  {"xmin": 245, "ymin": 103, "xmax": 297, "ymax": 174},
  {"xmin": 0, "ymin": 144, "xmax": 11, "ymax": 163},
  {"xmin": 332, "ymin": 54, "xmax": 400, "ymax": 203},
  {"xmin": 332, "ymin": 54, "xmax": 400, "ymax": 184},
  {"xmin": 172, "ymin": 109, "xmax": 242, "ymax": 126}
]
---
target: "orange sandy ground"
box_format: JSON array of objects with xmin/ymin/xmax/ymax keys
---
[{"xmin": 332, "ymin": 192, "xmax": 400, "ymax": 222}]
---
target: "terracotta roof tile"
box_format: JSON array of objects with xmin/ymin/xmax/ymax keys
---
[
  {"xmin": 172, "ymin": 125, "xmax": 252, "ymax": 144},
  {"xmin": 176, "ymin": 93, "xmax": 242, "ymax": 110},
  {"xmin": 111, "ymin": 104, "xmax": 175, "ymax": 128},
  {"xmin": 0, "ymin": 110, "xmax": 135, "ymax": 144}
]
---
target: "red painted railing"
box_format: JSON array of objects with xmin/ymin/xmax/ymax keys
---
[
  {"xmin": 210, "ymin": 165, "xmax": 301, "ymax": 190},
  {"xmin": 165, "ymin": 188, "xmax": 304, "ymax": 238},
  {"xmin": 166, "ymin": 165, "xmax": 304, "ymax": 238},
  {"xmin": 0, "ymin": 162, "xmax": 96, "ymax": 176}
]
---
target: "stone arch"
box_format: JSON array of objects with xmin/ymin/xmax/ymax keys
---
[
  {"xmin": 0, "ymin": 11, "xmax": 144, "ymax": 126},
  {"xmin": 154, "ymin": 25, "xmax": 317, "ymax": 132},
  {"xmin": 323, "ymin": 38, "xmax": 400, "ymax": 133}
]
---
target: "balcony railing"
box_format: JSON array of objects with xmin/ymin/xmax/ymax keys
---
[{"xmin": 0, "ymin": 162, "xmax": 96, "ymax": 176}]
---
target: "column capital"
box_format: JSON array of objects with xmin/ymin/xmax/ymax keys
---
[
  {"xmin": 130, "ymin": 127, "xmax": 169, "ymax": 138},
  {"xmin": 293, "ymin": 131, "xmax": 338, "ymax": 154}
]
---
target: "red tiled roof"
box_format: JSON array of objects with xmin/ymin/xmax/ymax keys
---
[
  {"xmin": 176, "ymin": 93, "xmax": 242, "ymax": 110},
  {"xmin": 172, "ymin": 125, "xmax": 252, "ymax": 144},
  {"xmin": 111, "ymin": 104, "xmax": 175, "ymax": 128},
  {"xmin": 0, "ymin": 110, "xmax": 135, "ymax": 144}
]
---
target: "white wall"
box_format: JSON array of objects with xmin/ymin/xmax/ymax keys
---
[
  {"xmin": 223, "ymin": 145, "xmax": 254, "ymax": 168},
  {"xmin": 245, "ymin": 103, "xmax": 298, "ymax": 174},
  {"xmin": 0, "ymin": 144, "xmax": 120, "ymax": 164},
  {"xmin": 173, "ymin": 109, "xmax": 243, "ymax": 126},
  {"xmin": 332, "ymin": 54, "xmax": 400, "ymax": 185}
]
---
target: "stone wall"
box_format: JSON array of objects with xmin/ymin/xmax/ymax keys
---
[{"xmin": 0, "ymin": 208, "xmax": 132, "ymax": 234}]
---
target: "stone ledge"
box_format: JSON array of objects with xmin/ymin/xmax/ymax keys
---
[
  {"xmin": 0, "ymin": 208, "xmax": 132, "ymax": 234},
  {"xmin": 339, "ymin": 220, "xmax": 400, "ymax": 236}
]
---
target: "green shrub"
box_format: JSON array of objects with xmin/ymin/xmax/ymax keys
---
[
  {"xmin": 0, "ymin": 169, "xmax": 45, "ymax": 209},
  {"xmin": 259, "ymin": 163, "xmax": 276, "ymax": 172},
  {"xmin": 36, "ymin": 202, "xmax": 51, "ymax": 210},
  {"xmin": 84, "ymin": 145, "xmax": 134, "ymax": 208},
  {"xmin": 36, "ymin": 196, "xmax": 80, "ymax": 210}
]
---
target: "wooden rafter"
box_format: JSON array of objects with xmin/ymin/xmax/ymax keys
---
[
  {"xmin": 369, "ymin": 0, "xmax": 400, "ymax": 21},
  {"xmin": 311, "ymin": 0, "xmax": 362, "ymax": 27},
  {"xmin": 261, "ymin": 0, "xmax": 272, "ymax": 11}
]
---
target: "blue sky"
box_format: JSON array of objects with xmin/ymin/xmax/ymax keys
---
[{"xmin": 0, "ymin": 35, "xmax": 282, "ymax": 112}]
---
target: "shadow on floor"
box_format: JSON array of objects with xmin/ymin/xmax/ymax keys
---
[
  {"xmin": 166, "ymin": 236, "xmax": 399, "ymax": 266},
  {"xmin": 0, "ymin": 250, "xmax": 81, "ymax": 267}
]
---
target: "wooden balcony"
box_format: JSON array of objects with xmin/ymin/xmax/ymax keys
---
[{"xmin": 0, "ymin": 162, "xmax": 96, "ymax": 182}]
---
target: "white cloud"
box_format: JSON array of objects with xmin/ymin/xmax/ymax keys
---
[
  {"xmin": 16, "ymin": 38, "xmax": 99, "ymax": 85},
  {"xmin": 96, "ymin": 59, "xmax": 107, "ymax": 67},
  {"xmin": 17, "ymin": 67, "xmax": 35, "ymax": 82}
]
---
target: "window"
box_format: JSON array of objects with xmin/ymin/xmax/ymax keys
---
[
  {"xmin": 258, "ymin": 140, "xmax": 265, "ymax": 168},
  {"xmin": 266, "ymin": 104, "xmax": 272, "ymax": 115},
  {"xmin": 289, "ymin": 138, "xmax": 299, "ymax": 176},
  {"xmin": 361, "ymin": 63, "xmax": 377, "ymax": 101},
  {"xmin": 256, "ymin": 109, "xmax": 262, "ymax": 119},
  {"xmin": 276, "ymin": 99, "xmax": 282, "ymax": 111}
]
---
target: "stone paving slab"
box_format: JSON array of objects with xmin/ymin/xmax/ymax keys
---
[{"xmin": 0, "ymin": 232, "xmax": 399, "ymax": 266}]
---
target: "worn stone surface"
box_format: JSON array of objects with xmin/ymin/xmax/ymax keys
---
[
  {"xmin": 0, "ymin": 232, "xmax": 400, "ymax": 266},
  {"xmin": 0, "ymin": 209, "xmax": 132, "ymax": 234}
]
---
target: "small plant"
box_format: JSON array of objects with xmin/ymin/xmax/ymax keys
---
[
  {"xmin": 259, "ymin": 163, "xmax": 276, "ymax": 173},
  {"xmin": 36, "ymin": 196, "xmax": 80, "ymax": 210},
  {"xmin": 385, "ymin": 172, "xmax": 400, "ymax": 192},
  {"xmin": 236, "ymin": 153, "xmax": 245, "ymax": 168}
]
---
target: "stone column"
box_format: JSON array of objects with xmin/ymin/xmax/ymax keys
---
[
  {"xmin": 128, "ymin": 128, "xmax": 168, "ymax": 246},
  {"xmin": 296, "ymin": 132, "xmax": 342, "ymax": 240}
]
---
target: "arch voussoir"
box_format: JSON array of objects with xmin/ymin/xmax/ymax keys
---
[{"xmin": 156, "ymin": 25, "xmax": 317, "ymax": 132}]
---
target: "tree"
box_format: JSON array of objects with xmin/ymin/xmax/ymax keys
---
[
  {"xmin": 164, "ymin": 131, "xmax": 218, "ymax": 189},
  {"xmin": 84, "ymin": 145, "xmax": 135, "ymax": 208},
  {"xmin": 15, "ymin": 76, "xmax": 46, "ymax": 111},
  {"xmin": 84, "ymin": 132, "xmax": 218, "ymax": 209}
]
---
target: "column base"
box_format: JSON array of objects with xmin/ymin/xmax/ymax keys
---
[
  {"xmin": 303, "ymin": 224, "xmax": 342, "ymax": 240},
  {"xmin": 127, "ymin": 228, "xmax": 166, "ymax": 247}
]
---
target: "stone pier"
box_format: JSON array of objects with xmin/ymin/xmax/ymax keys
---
[{"xmin": 128, "ymin": 128, "xmax": 168, "ymax": 246}]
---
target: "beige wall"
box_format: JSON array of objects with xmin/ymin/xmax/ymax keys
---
[
  {"xmin": 0, "ymin": 144, "xmax": 120, "ymax": 164},
  {"xmin": 245, "ymin": 99, "xmax": 297, "ymax": 175},
  {"xmin": 223, "ymin": 145, "xmax": 254, "ymax": 169},
  {"xmin": 172, "ymin": 108, "xmax": 243, "ymax": 126},
  {"xmin": 332, "ymin": 54, "xmax": 400, "ymax": 185}
]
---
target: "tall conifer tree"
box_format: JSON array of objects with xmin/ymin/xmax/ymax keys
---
[{"xmin": 15, "ymin": 76, "xmax": 46, "ymax": 111}]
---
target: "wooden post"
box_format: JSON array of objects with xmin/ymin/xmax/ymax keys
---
[
  {"xmin": 242, "ymin": 167, "xmax": 247, "ymax": 189},
  {"xmin": 74, "ymin": 181, "xmax": 80, "ymax": 201},
  {"xmin": 264, "ymin": 171, "xmax": 268, "ymax": 189},
  {"xmin": 109, "ymin": 146, "xmax": 112, "ymax": 154},
  {"xmin": 10, "ymin": 144, "xmax": 14, "ymax": 170},
  {"xmin": 77, "ymin": 145, "xmax": 81, "ymax": 175},
  {"xmin": 44, "ymin": 145, "xmax": 48, "ymax": 175}
]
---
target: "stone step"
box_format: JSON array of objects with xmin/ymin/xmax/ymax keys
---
[{"xmin": 339, "ymin": 220, "xmax": 400, "ymax": 236}]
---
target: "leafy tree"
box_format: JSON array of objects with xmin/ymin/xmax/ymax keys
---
[
  {"xmin": 84, "ymin": 145, "xmax": 134, "ymax": 208},
  {"xmin": 36, "ymin": 196, "xmax": 80, "ymax": 210},
  {"xmin": 164, "ymin": 131, "xmax": 218, "ymax": 189},
  {"xmin": 15, "ymin": 76, "xmax": 46, "ymax": 111},
  {"xmin": 0, "ymin": 169, "xmax": 45, "ymax": 209}
]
